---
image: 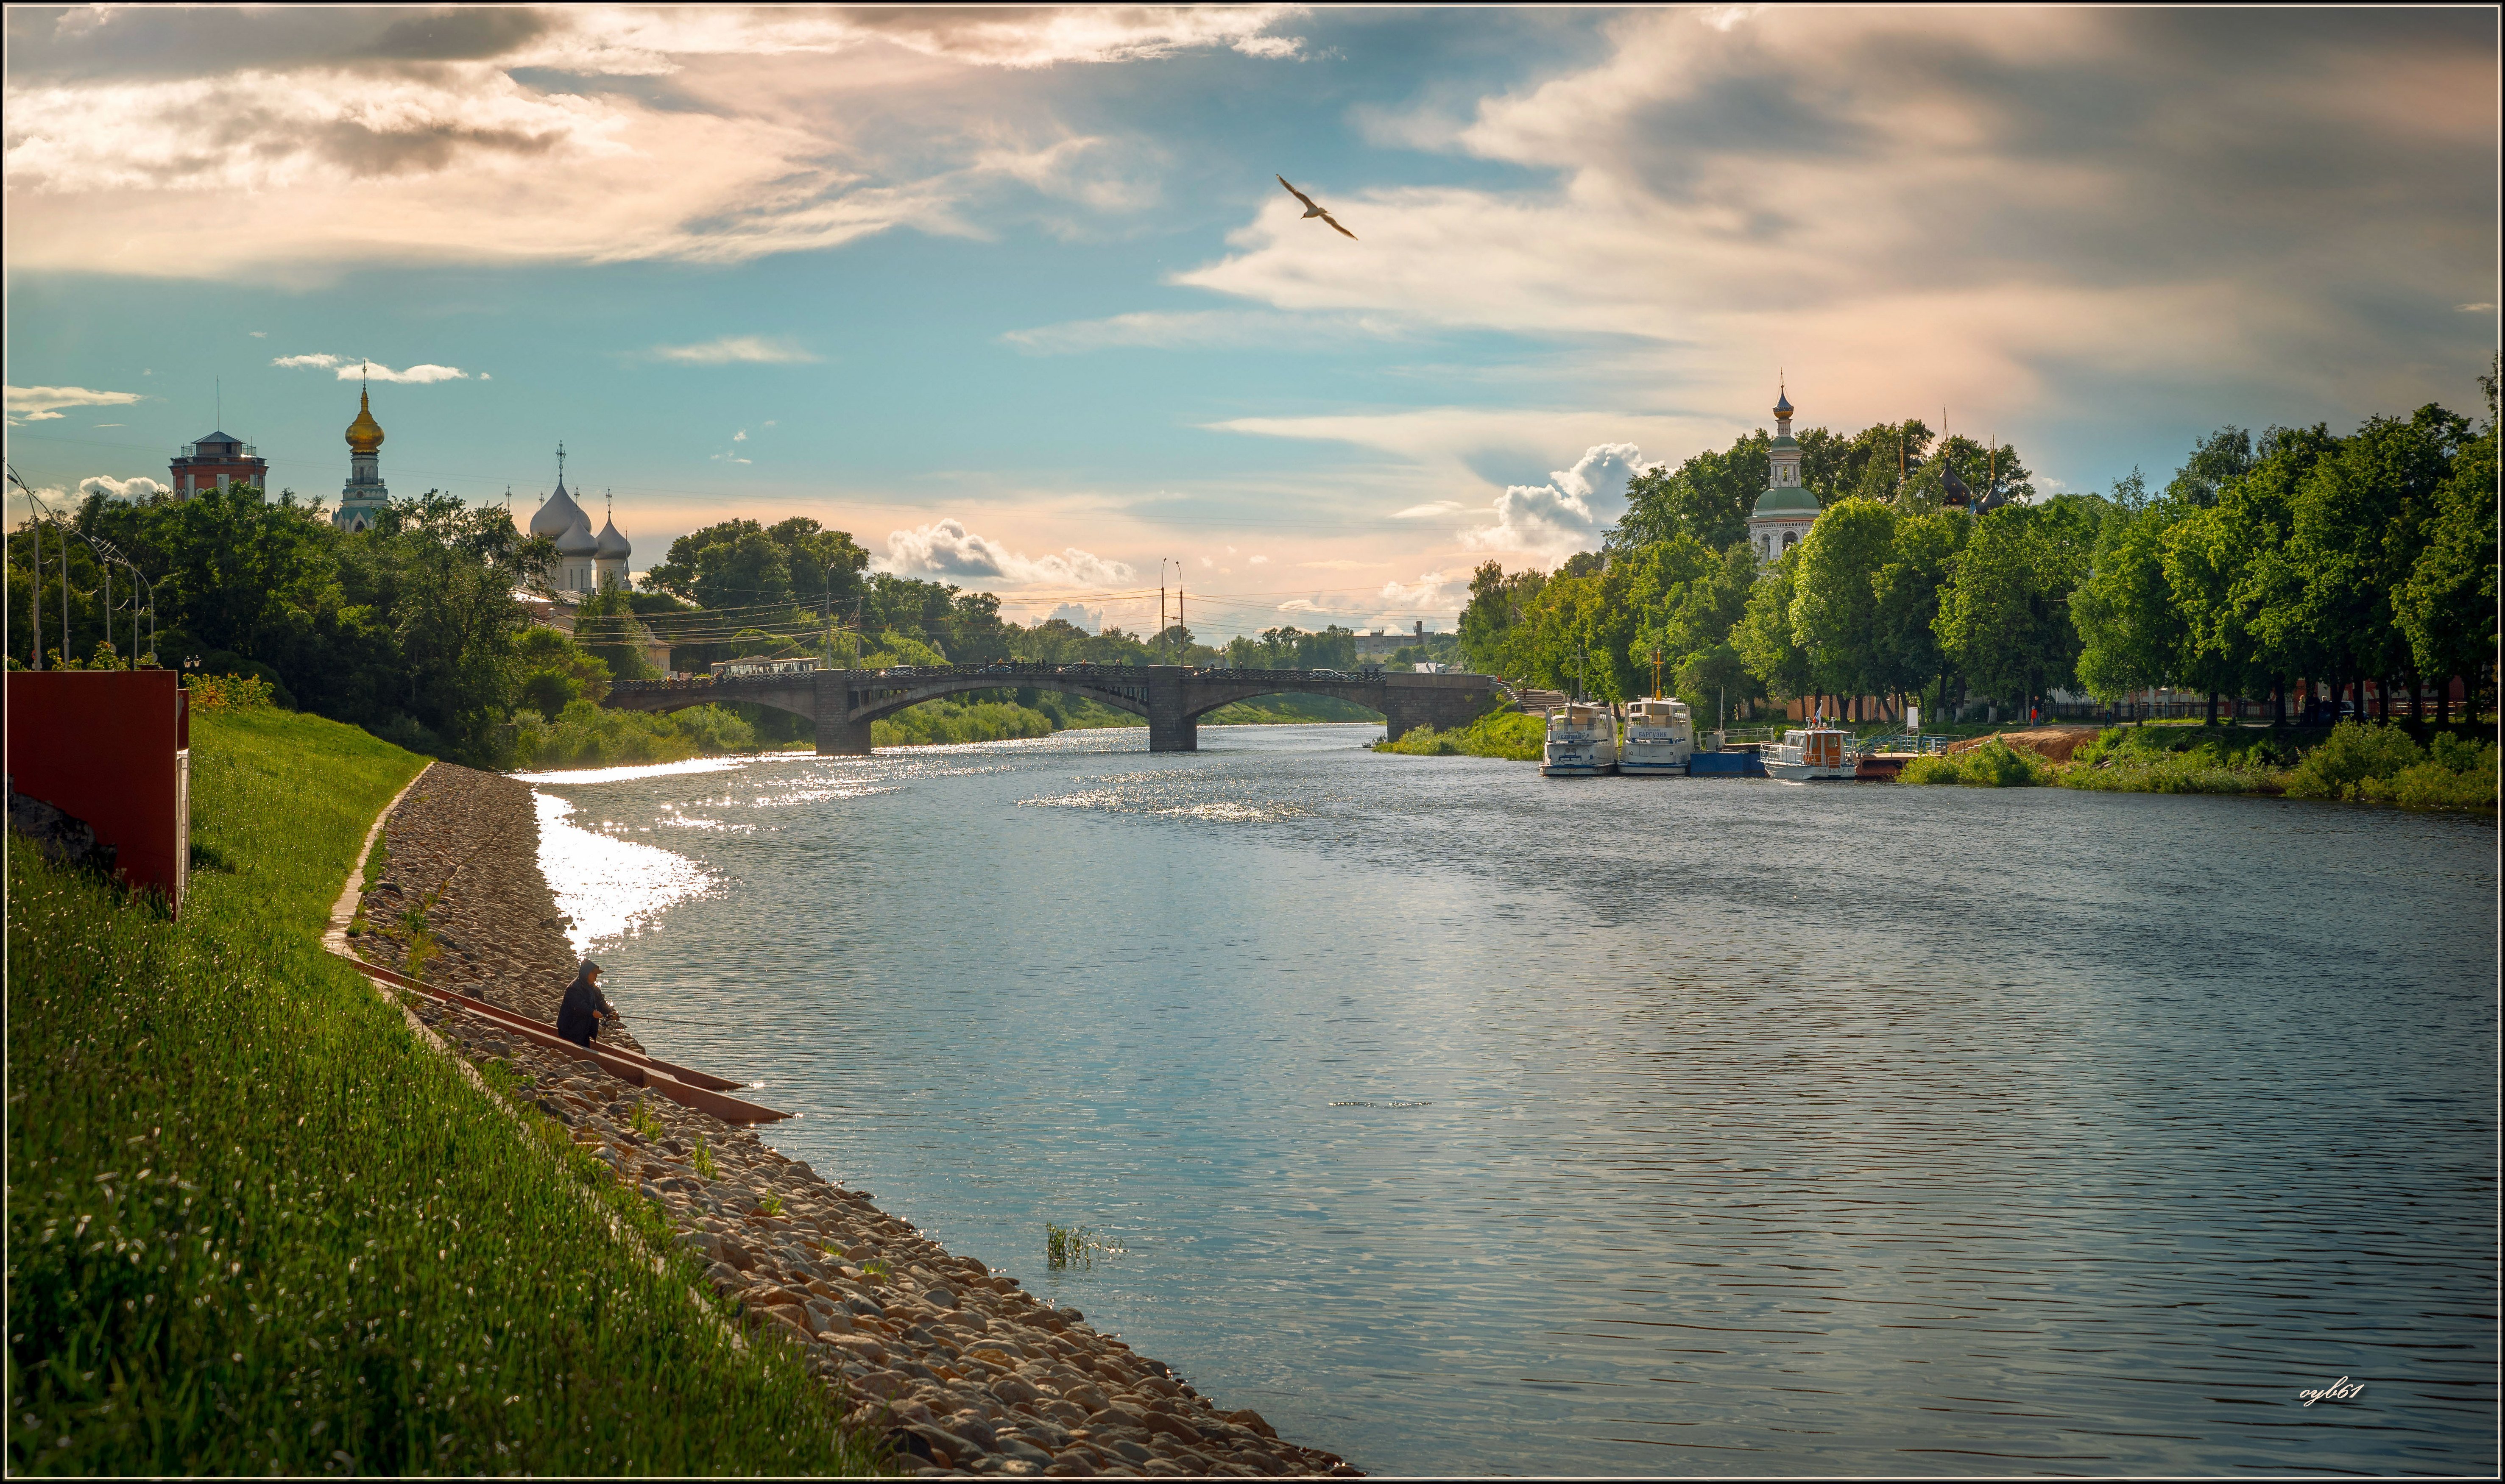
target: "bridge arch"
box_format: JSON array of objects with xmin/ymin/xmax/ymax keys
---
[{"xmin": 603, "ymin": 663, "xmax": 1498, "ymax": 755}]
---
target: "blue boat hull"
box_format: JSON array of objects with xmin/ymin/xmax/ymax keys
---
[{"xmin": 1685, "ymin": 750, "xmax": 1766, "ymax": 777}]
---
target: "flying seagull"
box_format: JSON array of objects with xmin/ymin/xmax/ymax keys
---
[{"xmin": 1276, "ymin": 174, "xmax": 1356, "ymax": 239}]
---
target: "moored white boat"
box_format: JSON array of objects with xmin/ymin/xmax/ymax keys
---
[
  {"xmin": 1618, "ymin": 696, "xmax": 1695, "ymax": 775},
  {"xmin": 1540, "ymin": 702, "xmax": 1619, "ymax": 777},
  {"xmin": 1766, "ymin": 727, "xmax": 1854, "ymax": 782}
]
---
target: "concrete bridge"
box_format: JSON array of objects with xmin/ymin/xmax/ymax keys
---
[{"xmin": 603, "ymin": 663, "xmax": 1503, "ymax": 755}]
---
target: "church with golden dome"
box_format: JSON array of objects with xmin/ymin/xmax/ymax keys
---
[{"xmin": 334, "ymin": 381, "xmax": 389, "ymax": 532}]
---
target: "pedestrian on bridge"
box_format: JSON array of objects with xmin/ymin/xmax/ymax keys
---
[{"xmin": 557, "ymin": 958, "xmax": 621, "ymax": 1048}]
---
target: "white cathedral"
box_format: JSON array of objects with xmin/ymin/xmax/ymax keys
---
[{"xmin": 525, "ymin": 448, "xmax": 630, "ymax": 596}]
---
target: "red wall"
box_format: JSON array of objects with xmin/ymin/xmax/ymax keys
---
[{"xmin": 6, "ymin": 671, "xmax": 190, "ymax": 913}]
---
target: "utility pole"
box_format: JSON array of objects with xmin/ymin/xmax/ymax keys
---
[
  {"xmin": 1158, "ymin": 560, "xmax": 1168, "ymax": 658},
  {"xmin": 21, "ymin": 484, "xmax": 40, "ymax": 669}
]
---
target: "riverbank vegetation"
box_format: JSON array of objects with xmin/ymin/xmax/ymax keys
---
[
  {"xmin": 6, "ymin": 704, "xmax": 873, "ymax": 1475},
  {"xmin": 1459, "ymin": 363, "xmax": 2497, "ymax": 732},
  {"xmin": 513, "ymin": 699, "xmax": 759, "ymax": 769},
  {"xmin": 1900, "ymin": 720, "xmax": 2497, "ymax": 810},
  {"xmin": 1374, "ymin": 711, "xmax": 1546, "ymax": 760}
]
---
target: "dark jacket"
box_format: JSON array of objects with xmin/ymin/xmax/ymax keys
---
[{"xmin": 556, "ymin": 972, "xmax": 612, "ymax": 1047}]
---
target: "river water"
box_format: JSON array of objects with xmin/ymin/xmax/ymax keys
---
[{"xmin": 521, "ymin": 724, "xmax": 2498, "ymax": 1476}]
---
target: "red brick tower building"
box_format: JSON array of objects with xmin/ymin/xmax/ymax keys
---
[{"xmin": 168, "ymin": 431, "xmax": 267, "ymax": 498}]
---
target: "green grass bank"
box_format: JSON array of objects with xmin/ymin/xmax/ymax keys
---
[
  {"xmin": 1372, "ymin": 711, "xmax": 1546, "ymax": 761},
  {"xmin": 7, "ymin": 706, "xmax": 876, "ymax": 1475},
  {"xmin": 1900, "ymin": 720, "xmax": 2498, "ymax": 809}
]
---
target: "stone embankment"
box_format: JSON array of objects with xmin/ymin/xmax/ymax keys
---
[{"xmin": 365, "ymin": 762, "xmax": 1361, "ymax": 1478}]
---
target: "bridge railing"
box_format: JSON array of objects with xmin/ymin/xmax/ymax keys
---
[{"xmin": 610, "ymin": 663, "xmax": 1494, "ymax": 693}]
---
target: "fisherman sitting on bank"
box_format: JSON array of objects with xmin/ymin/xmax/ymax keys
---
[{"xmin": 556, "ymin": 958, "xmax": 621, "ymax": 1048}]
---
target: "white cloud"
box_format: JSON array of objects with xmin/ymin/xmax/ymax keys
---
[
  {"xmin": 1248, "ymin": 554, "xmax": 1269, "ymax": 565},
  {"xmin": 271, "ymin": 354, "xmax": 467, "ymax": 382},
  {"xmin": 1392, "ymin": 500, "xmax": 1467, "ymax": 519},
  {"xmin": 1046, "ymin": 602, "xmax": 1105, "ymax": 632},
  {"xmin": 1378, "ymin": 570, "xmax": 1461, "ymax": 611},
  {"xmin": 2459, "ymin": 302, "xmax": 2497, "ymax": 312},
  {"xmin": 78, "ymin": 474, "xmax": 170, "ymax": 501},
  {"xmin": 1276, "ymin": 598, "xmax": 1325, "ymax": 613},
  {"xmin": 884, "ymin": 518, "xmax": 1134, "ymax": 586},
  {"xmin": 649, "ymin": 335, "xmax": 820, "ymax": 365},
  {"xmin": 732, "ymin": 429, "xmax": 748, "ymax": 442},
  {"xmin": 1462, "ymin": 443, "xmax": 1653, "ymax": 559},
  {"xmin": 1001, "ymin": 307, "xmax": 1408, "ymax": 355},
  {"xmin": 7, "ymin": 384, "xmax": 143, "ymax": 418},
  {"xmin": 1300, "ymin": 559, "xmax": 1372, "ymax": 570},
  {"xmin": 2, "ymin": 8, "xmax": 1308, "ymax": 280},
  {"xmin": 1180, "ymin": 8, "xmax": 2496, "ymax": 428},
  {"xmin": 249, "ymin": 329, "xmax": 267, "ymax": 337},
  {"xmin": 509, "ymin": 7, "xmax": 1306, "ymax": 74}
]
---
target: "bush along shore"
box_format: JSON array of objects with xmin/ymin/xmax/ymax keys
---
[
  {"xmin": 1900, "ymin": 719, "xmax": 2497, "ymax": 809},
  {"xmin": 11, "ymin": 701, "xmax": 1360, "ymax": 1477},
  {"xmin": 1371, "ymin": 710, "xmax": 1545, "ymax": 760}
]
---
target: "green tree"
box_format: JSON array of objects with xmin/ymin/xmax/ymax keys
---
[
  {"xmin": 1734, "ymin": 545, "xmax": 1812, "ymax": 705},
  {"xmin": 1872, "ymin": 507, "xmax": 1969, "ymax": 709},
  {"xmin": 1936, "ymin": 499, "xmax": 2100, "ymax": 720},
  {"xmin": 344, "ymin": 492, "xmax": 546, "ymax": 759},
  {"xmin": 1788, "ymin": 499, "xmax": 1899, "ymax": 711},
  {"xmin": 2396, "ymin": 363, "xmax": 2499, "ymax": 717},
  {"xmin": 766, "ymin": 516, "xmax": 872, "ymax": 614},
  {"xmin": 1456, "ymin": 560, "xmax": 1548, "ymax": 677},
  {"xmin": 513, "ymin": 626, "xmax": 612, "ymax": 720},
  {"xmin": 644, "ymin": 518, "xmax": 799, "ymax": 611},
  {"xmin": 2290, "ymin": 405, "xmax": 2468, "ymax": 718},
  {"xmin": 1627, "ymin": 538, "xmax": 1759, "ymax": 713},
  {"xmin": 572, "ymin": 580, "xmax": 661, "ymax": 681},
  {"xmin": 1612, "ymin": 433, "xmax": 1766, "ymax": 551},
  {"xmin": 2164, "ymin": 426, "xmax": 2256, "ymax": 508},
  {"xmin": 2073, "ymin": 498, "xmax": 2186, "ymax": 703}
]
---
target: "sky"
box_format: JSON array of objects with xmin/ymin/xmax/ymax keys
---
[{"xmin": 5, "ymin": 4, "xmax": 2497, "ymax": 639}]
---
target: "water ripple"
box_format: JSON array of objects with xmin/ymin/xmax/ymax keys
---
[{"xmin": 530, "ymin": 725, "xmax": 2499, "ymax": 1476}]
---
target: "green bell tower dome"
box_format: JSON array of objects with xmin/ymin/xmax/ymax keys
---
[{"xmin": 1747, "ymin": 380, "xmax": 1819, "ymax": 562}]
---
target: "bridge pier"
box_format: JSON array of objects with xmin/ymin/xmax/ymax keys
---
[
  {"xmin": 1145, "ymin": 666, "xmax": 1199, "ymax": 752},
  {"xmin": 1379, "ymin": 686, "xmax": 1493, "ymax": 743},
  {"xmin": 815, "ymin": 677, "xmax": 873, "ymax": 755},
  {"xmin": 815, "ymin": 713, "xmax": 873, "ymax": 756}
]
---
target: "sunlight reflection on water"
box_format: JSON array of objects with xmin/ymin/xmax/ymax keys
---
[
  {"xmin": 512, "ymin": 757, "xmax": 748, "ymax": 786},
  {"xmin": 531, "ymin": 791, "xmax": 718, "ymax": 957}
]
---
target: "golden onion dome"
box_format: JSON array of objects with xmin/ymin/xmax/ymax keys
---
[{"xmin": 345, "ymin": 389, "xmax": 385, "ymax": 454}]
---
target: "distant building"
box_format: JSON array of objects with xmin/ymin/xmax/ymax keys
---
[
  {"xmin": 334, "ymin": 384, "xmax": 389, "ymax": 532},
  {"xmin": 1747, "ymin": 383, "xmax": 1818, "ymax": 563},
  {"xmin": 524, "ymin": 448, "xmax": 630, "ymax": 595},
  {"xmin": 1353, "ymin": 621, "xmax": 1435, "ymax": 659},
  {"xmin": 169, "ymin": 430, "xmax": 267, "ymax": 500}
]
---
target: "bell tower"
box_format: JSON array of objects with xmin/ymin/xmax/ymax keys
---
[{"xmin": 335, "ymin": 369, "xmax": 390, "ymax": 533}]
